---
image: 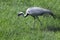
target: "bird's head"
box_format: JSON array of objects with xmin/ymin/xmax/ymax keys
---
[{"xmin": 18, "ymin": 12, "xmax": 24, "ymax": 16}]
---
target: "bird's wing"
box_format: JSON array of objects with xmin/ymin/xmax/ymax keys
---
[
  {"xmin": 26, "ymin": 7, "xmax": 50, "ymax": 15},
  {"xmin": 28, "ymin": 8, "xmax": 44, "ymax": 14}
]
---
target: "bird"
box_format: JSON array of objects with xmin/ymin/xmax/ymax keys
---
[
  {"xmin": 18, "ymin": 7, "xmax": 56, "ymax": 26},
  {"xmin": 18, "ymin": 7, "xmax": 55, "ymax": 18}
]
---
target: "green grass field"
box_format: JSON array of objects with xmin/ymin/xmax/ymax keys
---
[{"xmin": 0, "ymin": 0, "xmax": 60, "ymax": 40}]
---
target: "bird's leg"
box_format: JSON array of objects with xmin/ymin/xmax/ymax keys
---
[
  {"xmin": 32, "ymin": 16, "xmax": 36, "ymax": 29},
  {"xmin": 36, "ymin": 16, "xmax": 42, "ymax": 26}
]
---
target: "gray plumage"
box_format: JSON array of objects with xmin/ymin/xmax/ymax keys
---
[
  {"xmin": 18, "ymin": 7, "xmax": 55, "ymax": 18},
  {"xmin": 18, "ymin": 7, "xmax": 56, "ymax": 26}
]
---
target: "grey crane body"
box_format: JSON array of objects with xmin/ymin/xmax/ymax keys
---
[
  {"xmin": 18, "ymin": 7, "xmax": 55, "ymax": 19},
  {"xmin": 18, "ymin": 7, "xmax": 56, "ymax": 26},
  {"xmin": 26, "ymin": 7, "xmax": 50, "ymax": 16}
]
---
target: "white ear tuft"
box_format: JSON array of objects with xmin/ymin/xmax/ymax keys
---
[
  {"xmin": 18, "ymin": 12, "xmax": 23, "ymax": 14},
  {"xmin": 20, "ymin": 12, "xmax": 23, "ymax": 13}
]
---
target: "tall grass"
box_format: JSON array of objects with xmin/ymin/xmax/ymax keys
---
[{"xmin": 0, "ymin": 0, "xmax": 60, "ymax": 40}]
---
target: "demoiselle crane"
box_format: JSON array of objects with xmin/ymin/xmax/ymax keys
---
[{"xmin": 18, "ymin": 7, "xmax": 56, "ymax": 27}]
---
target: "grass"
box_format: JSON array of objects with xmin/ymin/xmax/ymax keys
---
[{"xmin": 0, "ymin": 0, "xmax": 60, "ymax": 40}]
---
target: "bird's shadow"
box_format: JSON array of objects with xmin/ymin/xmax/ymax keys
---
[
  {"xmin": 55, "ymin": 15, "xmax": 60, "ymax": 20},
  {"xmin": 44, "ymin": 26, "xmax": 60, "ymax": 32},
  {"xmin": 57, "ymin": 17, "xmax": 60, "ymax": 19}
]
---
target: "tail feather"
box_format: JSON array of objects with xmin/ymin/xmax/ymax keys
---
[{"xmin": 49, "ymin": 12, "xmax": 56, "ymax": 19}]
